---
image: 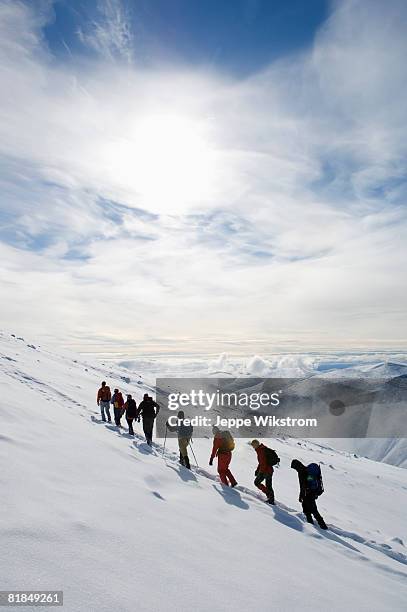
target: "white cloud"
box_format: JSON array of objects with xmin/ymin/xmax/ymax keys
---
[
  {"xmin": 77, "ymin": 0, "xmax": 133, "ymax": 63},
  {"xmin": 0, "ymin": 0, "xmax": 406, "ymax": 353}
]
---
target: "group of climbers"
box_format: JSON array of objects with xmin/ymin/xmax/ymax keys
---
[
  {"xmin": 208, "ymin": 427, "xmax": 327, "ymax": 527},
  {"xmin": 97, "ymin": 382, "xmax": 159, "ymax": 446},
  {"xmin": 96, "ymin": 382, "xmax": 328, "ymax": 529}
]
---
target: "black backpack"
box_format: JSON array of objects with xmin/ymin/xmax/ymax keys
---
[
  {"xmin": 306, "ymin": 463, "xmax": 324, "ymax": 497},
  {"xmin": 179, "ymin": 422, "xmax": 193, "ymax": 438},
  {"xmin": 264, "ymin": 447, "xmax": 280, "ymax": 467}
]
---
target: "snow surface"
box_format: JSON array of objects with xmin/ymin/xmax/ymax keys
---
[{"xmin": 1, "ymin": 332, "xmax": 407, "ymax": 612}]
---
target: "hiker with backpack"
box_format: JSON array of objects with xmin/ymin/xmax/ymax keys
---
[
  {"xmin": 124, "ymin": 394, "xmax": 138, "ymax": 436},
  {"xmin": 111, "ymin": 388, "xmax": 125, "ymax": 427},
  {"xmin": 166, "ymin": 410, "xmax": 193, "ymax": 469},
  {"xmin": 136, "ymin": 394, "xmax": 160, "ymax": 446},
  {"xmin": 209, "ymin": 426, "xmax": 237, "ymax": 487},
  {"xmin": 250, "ymin": 440, "xmax": 279, "ymax": 504},
  {"xmin": 291, "ymin": 460, "xmax": 327, "ymax": 529},
  {"xmin": 97, "ymin": 381, "xmax": 111, "ymax": 422}
]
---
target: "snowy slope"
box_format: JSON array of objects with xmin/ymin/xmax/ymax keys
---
[
  {"xmin": 320, "ymin": 437, "xmax": 407, "ymax": 469},
  {"xmin": 1, "ymin": 332, "xmax": 407, "ymax": 612},
  {"xmin": 314, "ymin": 361, "xmax": 407, "ymax": 468}
]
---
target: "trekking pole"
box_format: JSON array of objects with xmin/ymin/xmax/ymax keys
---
[
  {"xmin": 162, "ymin": 425, "xmax": 168, "ymax": 458},
  {"xmin": 190, "ymin": 439, "xmax": 199, "ymax": 468}
]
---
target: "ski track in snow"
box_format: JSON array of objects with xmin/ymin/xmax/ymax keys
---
[{"xmin": 4, "ymin": 367, "xmax": 86, "ymax": 409}]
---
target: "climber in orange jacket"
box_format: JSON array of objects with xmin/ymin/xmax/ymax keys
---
[{"xmin": 209, "ymin": 426, "xmax": 237, "ymax": 487}]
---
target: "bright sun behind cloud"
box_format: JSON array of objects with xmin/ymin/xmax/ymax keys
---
[{"xmin": 107, "ymin": 113, "xmax": 217, "ymax": 212}]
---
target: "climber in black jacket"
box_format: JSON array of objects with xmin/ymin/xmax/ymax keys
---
[{"xmin": 136, "ymin": 394, "xmax": 160, "ymax": 446}]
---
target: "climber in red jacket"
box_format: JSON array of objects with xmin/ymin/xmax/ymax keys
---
[
  {"xmin": 251, "ymin": 439, "xmax": 278, "ymax": 504},
  {"xmin": 111, "ymin": 388, "xmax": 124, "ymax": 427},
  {"xmin": 97, "ymin": 381, "xmax": 111, "ymax": 422}
]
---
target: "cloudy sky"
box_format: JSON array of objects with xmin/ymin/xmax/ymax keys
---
[{"xmin": 0, "ymin": 0, "xmax": 406, "ymax": 355}]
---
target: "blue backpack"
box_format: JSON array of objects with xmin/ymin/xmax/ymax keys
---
[{"xmin": 306, "ymin": 463, "xmax": 324, "ymax": 497}]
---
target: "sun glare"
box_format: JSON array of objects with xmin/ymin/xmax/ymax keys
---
[{"xmin": 112, "ymin": 114, "xmax": 216, "ymax": 212}]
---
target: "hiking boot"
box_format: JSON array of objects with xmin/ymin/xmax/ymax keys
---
[
  {"xmin": 306, "ymin": 515, "xmax": 314, "ymax": 524},
  {"xmin": 184, "ymin": 456, "xmax": 191, "ymax": 470},
  {"xmin": 231, "ymin": 481, "xmax": 238, "ymax": 488},
  {"xmin": 318, "ymin": 520, "xmax": 328, "ymax": 530}
]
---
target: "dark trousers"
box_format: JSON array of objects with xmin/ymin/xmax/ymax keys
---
[
  {"xmin": 302, "ymin": 494, "xmax": 326, "ymax": 526},
  {"xmin": 114, "ymin": 408, "xmax": 123, "ymax": 426},
  {"xmin": 127, "ymin": 417, "xmax": 134, "ymax": 436},
  {"xmin": 143, "ymin": 417, "xmax": 154, "ymax": 445},
  {"xmin": 254, "ymin": 472, "xmax": 274, "ymax": 502}
]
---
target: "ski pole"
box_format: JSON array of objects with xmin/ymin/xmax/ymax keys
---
[
  {"xmin": 190, "ymin": 439, "xmax": 199, "ymax": 468},
  {"xmin": 162, "ymin": 424, "xmax": 168, "ymax": 457}
]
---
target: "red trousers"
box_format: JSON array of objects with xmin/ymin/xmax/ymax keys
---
[{"xmin": 217, "ymin": 451, "xmax": 237, "ymax": 486}]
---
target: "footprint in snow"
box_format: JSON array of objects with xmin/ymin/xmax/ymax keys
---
[
  {"xmin": 152, "ymin": 491, "xmax": 165, "ymax": 501},
  {"xmin": 392, "ymin": 537, "xmax": 405, "ymax": 546}
]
